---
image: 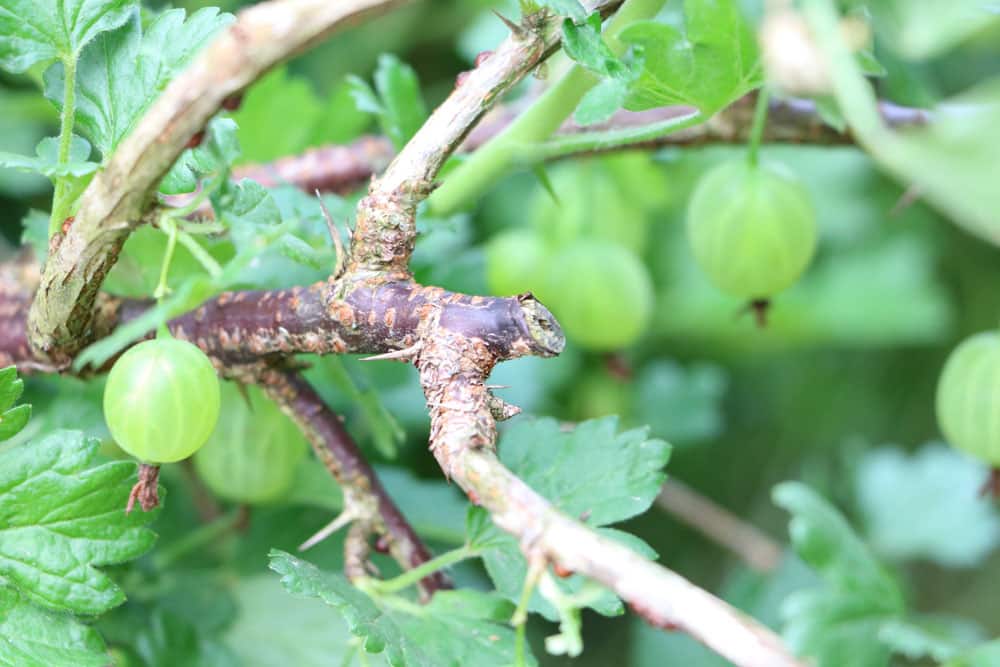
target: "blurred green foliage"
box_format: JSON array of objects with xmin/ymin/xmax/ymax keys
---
[{"xmin": 2, "ymin": 0, "xmax": 1000, "ymax": 665}]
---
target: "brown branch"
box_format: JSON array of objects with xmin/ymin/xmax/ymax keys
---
[
  {"xmin": 346, "ymin": 1, "xmax": 623, "ymax": 273},
  {"xmin": 656, "ymin": 479, "xmax": 783, "ymax": 574},
  {"xmin": 221, "ymin": 95, "xmax": 928, "ymax": 198},
  {"xmin": 0, "ymin": 1, "xmax": 809, "ymax": 662},
  {"xmin": 414, "ymin": 332, "xmax": 801, "ymax": 667},
  {"xmin": 254, "ymin": 366, "xmax": 450, "ymax": 596},
  {"xmin": 27, "ymin": 0, "xmax": 407, "ymax": 363}
]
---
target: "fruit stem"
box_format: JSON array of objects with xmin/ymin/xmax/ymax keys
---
[
  {"xmin": 747, "ymin": 87, "xmax": 771, "ymax": 168},
  {"xmin": 366, "ymin": 544, "xmax": 478, "ymax": 595},
  {"xmin": 153, "ymin": 215, "xmax": 179, "ymax": 303}
]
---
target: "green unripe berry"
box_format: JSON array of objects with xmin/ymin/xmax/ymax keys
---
[
  {"xmin": 194, "ymin": 382, "xmax": 309, "ymax": 504},
  {"xmin": 104, "ymin": 337, "xmax": 221, "ymax": 464},
  {"xmin": 485, "ymin": 229, "xmax": 550, "ymax": 297},
  {"xmin": 543, "ymin": 240, "xmax": 654, "ymax": 351},
  {"xmin": 936, "ymin": 331, "xmax": 1000, "ymax": 466},
  {"xmin": 687, "ymin": 159, "xmax": 817, "ymax": 299}
]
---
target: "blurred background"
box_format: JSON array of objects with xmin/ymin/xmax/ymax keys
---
[{"xmin": 2, "ymin": 0, "xmax": 1000, "ymax": 665}]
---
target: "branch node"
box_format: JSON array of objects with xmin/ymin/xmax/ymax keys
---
[{"xmin": 488, "ymin": 393, "xmax": 522, "ymax": 421}]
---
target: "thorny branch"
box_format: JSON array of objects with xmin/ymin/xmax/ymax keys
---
[
  {"xmin": 0, "ymin": 0, "xmax": 811, "ymax": 665},
  {"xmin": 224, "ymin": 94, "xmax": 928, "ymax": 204}
]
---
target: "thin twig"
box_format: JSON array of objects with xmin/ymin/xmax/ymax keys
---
[{"xmin": 656, "ymin": 479, "xmax": 783, "ymax": 574}]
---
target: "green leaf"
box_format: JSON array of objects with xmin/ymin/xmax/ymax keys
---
[
  {"xmin": 574, "ymin": 77, "xmax": 628, "ymax": 125},
  {"xmin": 499, "ymin": 417, "xmax": 669, "ymax": 524},
  {"xmin": 44, "ymin": 6, "xmax": 233, "ymax": 157},
  {"xmin": 562, "ymin": 14, "xmax": 627, "ymax": 80},
  {"xmin": 774, "ymin": 482, "xmax": 905, "ymax": 667},
  {"xmin": 224, "ymin": 575, "xmax": 355, "ymax": 666},
  {"xmin": 474, "ymin": 417, "xmax": 669, "ymax": 619},
  {"xmin": 213, "ymin": 179, "xmax": 282, "ymax": 249},
  {"xmin": 856, "ymin": 444, "xmax": 1000, "ymax": 568},
  {"xmin": 878, "ymin": 616, "xmax": 984, "ymax": 664},
  {"xmin": 0, "ymin": 366, "xmax": 29, "ymax": 442},
  {"xmin": 0, "ymin": 135, "xmax": 96, "ymax": 179},
  {"xmin": 0, "ymin": 587, "xmax": 107, "ymax": 667},
  {"xmin": 231, "ymin": 67, "xmax": 324, "ymax": 163},
  {"xmin": 269, "ymin": 550, "xmax": 533, "ymax": 666},
  {"xmin": 0, "ymin": 0, "xmax": 133, "ymax": 72},
  {"xmin": 159, "ymin": 117, "xmax": 240, "ymax": 195},
  {"xmin": 632, "ymin": 359, "xmax": 727, "ymax": 446},
  {"xmin": 620, "ymin": 0, "xmax": 762, "ymax": 115},
  {"xmin": 350, "ymin": 54, "xmax": 427, "ymax": 151},
  {"xmin": 0, "ymin": 430, "xmax": 158, "ymax": 614}
]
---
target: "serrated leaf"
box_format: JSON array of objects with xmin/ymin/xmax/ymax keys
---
[
  {"xmin": 351, "ymin": 54, "xmax": 427, "ymax": 151},
  {"xmin": 0, "ymin": 366, "xmax": 29, "ymax": 442},
  {"xmin": 620, "ymin": 0, "xmax": 762, "ymax": 115},
  {"xmin": 373, "ymin": 54, "xmax": 428, "ymax": 151},
  {"xmin": 0, "ymin": 0, "xmax": 133, "ymax": 72},
  {"xmin": 0, "ymin": 135, "xmax": 96, "ymax": 180},
  {"xmin": 0, "ymin": 366, "xmax": 24, "ymax": 413},
  {"xmin": 498, "ymin": 417, "xmax": 669, "ymax": 524},
  {"xmin": 0, "ymin": 431, "xmax": 158, "ymax": 614},
  {"xmin": 774, "ymin": 482, "xmax": 905, "ymax": 667},
  {"xmin": 269, "ymin": 550, "xmax": 533, "ymax": 667},
  {"xmin": 878, "ymin": 616, "xmax": 984, "ymax": 664},
  {"xmin": 214, "ymin": 179, "xmax": 282, "ymax": 248},
  {"xmin": 0, "ymin": 587, "xmax": 107, "ymax": 667},
  {"xmin": 574, "ymin": 77, "xmax": 628, "ymax": 125},
  {"xmin": 856, "ymin": 445, "xmax": 1000, "ymax": 568},
  {"xmin": 19, "ymin": 209, "xmax": 50, "ymax": 262},
  {"xmin": 44, "ymin": 6, "xmax": 233, "ymax": 157},
  {"xmin": 473, "ymin": 417, "xmax": 669, "ymax": 619},
  {"xmin": 562, "ymin": 14, "xmax": 626, "ymax": 80},
  {"xmin": 159, "ymin": 117, "xmax": 240, "ymax": 195}
]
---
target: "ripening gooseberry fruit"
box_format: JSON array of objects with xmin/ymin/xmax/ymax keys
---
[
  {"xmin": 104, "ymin": 337, "xmax": 221, "ymax": 464},
  {"xmin": 542, "ymin": 239, "xmax": 654, "ymax": 351},
  {"xmin": 485, "ymin": 228, "xmax": 550, "ymax": 296},
  {"xmin": 686, "ymin": 159, "xmax": 817, "ymax": 301},
  {"xmin": 936, "ymin": 331, "xmax": 1000, "ymax": 466},
  {"xmin": 193, "ymin": 382, "xmax": 309, "ymax": 504}
]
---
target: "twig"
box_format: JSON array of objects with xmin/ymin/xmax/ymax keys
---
[
  {"xmin": 656, "ymin": 479, "xmax": 783, "ymax": 574},
  {"xmin": 191, "ymin": 95, "xmax": 929, "ymax": 201},
  {"xmin": 27, "ymin": 0, "xmax": 406, "ymax": 363},
  {"xmin": 256, "ymin": 367, "xmax": 450, "ymax": 597},
  {"xmin": 415, "ymin": 334, "xmax": 801, "ymax": 667}
]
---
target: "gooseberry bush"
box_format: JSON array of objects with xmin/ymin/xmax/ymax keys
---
[{"xmin": 1, "ymin": 0, "xmax": 1000, "ymax": 666}]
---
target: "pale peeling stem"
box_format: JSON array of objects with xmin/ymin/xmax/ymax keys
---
[
  {"xmin": 447, "ymin": 442, "xmax": 802, "ymax": 667},
  {"xmin": 28, "ymin": 0, "xmax": 406, "ymax": 363},
  {"xmin": 347, "ymin": 0, "xmax": 625, "ymax": 273}
]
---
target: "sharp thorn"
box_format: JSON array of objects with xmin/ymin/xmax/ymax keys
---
[
  {"xmin": 492, "ymin": 9, "xmax": 526, "ymax": 36},
  {"xmin": 360, "ymin": 342, "xmax": 422, "ymax": 363},
  {"xmin": 316, "ymin": 190, "xmax": 347, "ymax": 275},
  {"xmin": 299, "ymin": 511, "xmax": 356, "ymax": 552}
]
